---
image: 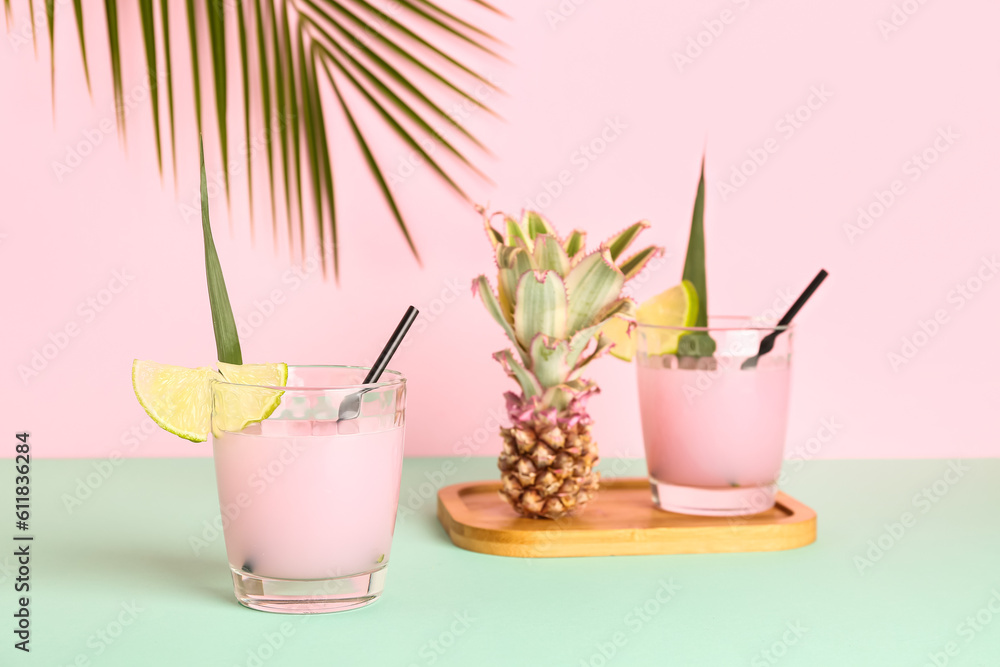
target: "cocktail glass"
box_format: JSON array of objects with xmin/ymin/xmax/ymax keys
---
[
  {"xmin": 636, "ymin": 317, "xmax": 792, "ymax": 516},
  {"xmin": 211, "ymin": 365, "xmax": 406, "ymax": 613}
]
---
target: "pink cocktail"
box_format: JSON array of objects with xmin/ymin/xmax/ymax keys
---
[
  {"xmin": 636, "ymin": 318, "xmax": 793, "ymax": 516},
  {"xmin": 211, "ymin": 366, "xmax": 406, "ymax": 613}
]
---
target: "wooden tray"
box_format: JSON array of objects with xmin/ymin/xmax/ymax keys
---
[{"xmin": 437, "ymin": 478, "xmax": 816, "ymax": 558}]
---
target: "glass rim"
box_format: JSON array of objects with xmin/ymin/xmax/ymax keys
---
[
  {"xmin": 212, "ymin": 364, "xmax": 406, "ymax": 391},
  {"xmin": 635, "ymin": 315, "xmax": 794, "ymax": 333}
]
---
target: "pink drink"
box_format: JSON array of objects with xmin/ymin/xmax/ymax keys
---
[
  {"xmin": 638, "ymin": 363, "xmax": 789, "ymax": 487},
  {"xmin": 213, "ymin": 421, "xmax": 405, "ymax": 581},
  {"xmin": 635, "ymin": 321, "xmax": 793, "ymax": 516},
  {"xmin": 210, "ymin": 365, "xmax": 407, "ymax": 613}
]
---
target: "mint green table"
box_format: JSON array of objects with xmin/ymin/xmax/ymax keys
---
[{"xmin": 6, "ymin": 458, "xmax": 997, "ymax": 666}]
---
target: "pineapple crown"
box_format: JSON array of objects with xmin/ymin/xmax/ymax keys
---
[{"xmin": 472, "ymin": 209, "xmax": 663, "ymax": 410}]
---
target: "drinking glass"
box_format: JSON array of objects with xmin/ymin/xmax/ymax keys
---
[
  {"xmin": 211, "ymin": 365, "xmax": 406, "ymax": 613},
  {"xmin": 636, "ymin": 317, "xmax": 792, "ymax": 516}
]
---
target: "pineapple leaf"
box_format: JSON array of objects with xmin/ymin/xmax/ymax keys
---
[
  {"xmin": 564, "ymin": 250, "xmax": 625, "ymax": 333},
  {"xmin": 683, "ymin": 157, "xmax": 709, "ymax": 328},
  {"xmin": 524, "ymin": 211, "xmax": 555, "ymax": 240},
  {"xmin": 532, "ymin": 234, "xmax": 570, "ymax": 275},
  {"xmin": 527, "ymin": 335, "xmax": 571, "ymax": 389},
  {"xmin": 514, "ymin": 271, "xmax": 568, "ymax": 346},
  {"xmin": 505, "ymin": 216, "xmax": 532, "ymax": 253},
  {"xmin": 572, "ymin": 334, "xmax": 614, "ymax": 376},
  {"xmin": 485, "ymin": 221, "xmax": 504, "ymax": 248},
  {"xmin": 497, "ymin": 267, "xmax": 517, "ymax": 322},
  {"xmin": 619, "ymin": 245, "xmax": 662, "ymax": 281},
  {"xmin": 199, "ymin": 139, "xmax": 242, "ymax": 365},
  {"xmin": 473, "ymin": 276, "xmax": 525, "ymax": 360},
  {"xmin": 606, "ymin": 221, "xmax": 649, "ymax": 261},
  {"xmin": 567, "ymin": 322, "xmax": 604, "ymax": 368},
  {"xmin": 595, "ymin": 297, "xmax": 636, "ymax": 324},
  {"xmin": 563, "ymin": 230, "xmax": 586, "ymax": 258},
  {"xmin": 494, "ymin": 349, "xmax": 541, "ymax": 398}
]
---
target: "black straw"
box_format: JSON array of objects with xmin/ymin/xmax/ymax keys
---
[
  {"xmin": 363, "ymin": 306, "xmax": 419, "ymax": 384},
  {"xmin": 742, "ymin": 270, "xmax": 828, "ymax": 369}
]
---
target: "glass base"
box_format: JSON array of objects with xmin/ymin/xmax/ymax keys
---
[
  {"xmin": 650, "ymin": 479, "xmax": 776, "ymax": 516},
  {"xmin": 231, "ymin": 566, "xmax": 387, "ymax": 614}
]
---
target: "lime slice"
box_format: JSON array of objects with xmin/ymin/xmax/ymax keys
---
[
  {"xmin": 636, "ymin": 280, "xmax": 699, "ymax": 355},
  {"xmin": 214, "ymin": 362, "xmax": 288, "ymax": 435},
  {"xmin": 132, "ymin": 360, "xmax": 287, "ymax": 442},
  {"xmin": 602, "ymin": 317, "xmax": 636, "ymax": 362}
]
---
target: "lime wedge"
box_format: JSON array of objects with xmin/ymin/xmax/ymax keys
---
[
  {"xmin": 214, "ymin": 362, "xmax": 288, "ymax": 435},
  {"xmin": 132, "ymin": 360, "xmax": 287, "ymax": 442},
  {"xmin": 636, "ymin": 280, "xmax": 699, "ymax": 355},
  {"xmin": 600, "ymin": 280, "xmax": 699, "ymax": 361},
  {"xmin": 602, "ymin": 317, "xmax": 636, "ymax": 362}
]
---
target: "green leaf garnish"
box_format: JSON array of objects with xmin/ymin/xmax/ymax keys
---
[{"xmin": 199, "ymin": 139, "xmax": 243, "ymax": 365}]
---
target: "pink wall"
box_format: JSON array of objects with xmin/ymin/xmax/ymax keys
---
[{"xmin": 2, "ymin": 1, "xmax": 998, "ymax": 460}]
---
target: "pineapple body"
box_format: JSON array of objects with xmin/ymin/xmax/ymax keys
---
[{"xmin": 498, "ymin": 391, "xmax": 599, "ymax": 519}]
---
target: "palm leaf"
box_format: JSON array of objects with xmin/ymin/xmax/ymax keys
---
[
  {"xmin": 44, "ymin": 0, "xmax": 54, "ymax": 112},
  {"xmin": 104, "ymin": 0, "xmax": 124, "ymax": 142},
  {"xmin": 253, "ymin": 0, "xmax": 278, "ymax": 239},
  {"xmin": 160, "ymin": 0, "xmax": 178, "ymax": 188},
  {"xmin": 309, "ymin": 45, "xmax": 338, "ymax": 277},
  {"xmin": 318, "ymin": 44, "xmax": 470, "ymax": 200},
  {"xmin": 236, "ymin": 0, "xmax": 253, "ymax": 234},
  {"xmin": 302, "ymin": 2, "xmax": 490, "ymax": 150},
  {"xmin": 71, "ymin": 0, "xmax": 89, "ymax": 94},
  {"xmin": 206, "ymin": 0, "xmax": 229, "ymax": 207},
  {"xmin": 306, "ymin": 21, "xmax": 490, "ymax": 178},
  {"xmin": 34, "ymin": 0, "xmax": 504, "ymax": 278},
  {"xmin": 184, "ymin": 0, "xmax": 202, "ymax": 137},
  {"xmin": 280, "ymin": 2, "xmax": 304, "ymax": 255},
  {"xmin": 28, "ymin": 0, "xmax": 36, "ymax": 56},
  {"xmin": 320, "ymin": 55, "xmax": 420, "ymax": 263},
  {"xmin": 269, "ymin": 0, "xmax": 292, "ymax": 244},
  {"xmin": 138, "ymin": 0, "xmax": 162, "ymax": 174}
]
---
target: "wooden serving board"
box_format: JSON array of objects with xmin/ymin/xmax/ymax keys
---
[{"xmin": 437, "ymin": 478, "xmax": 816, "ymax": 558}]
